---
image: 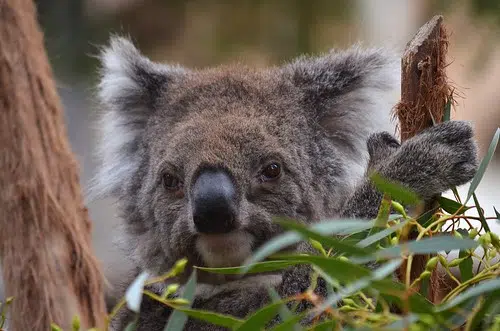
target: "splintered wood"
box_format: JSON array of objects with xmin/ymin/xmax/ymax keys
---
[{"xmin": 394, "ymin": 15, "xmax": 453, "ymax": 142}]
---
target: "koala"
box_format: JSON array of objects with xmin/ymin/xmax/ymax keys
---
[{"xmin": 90, "ymin": 37, "xmax": 478, "ymax": 330}]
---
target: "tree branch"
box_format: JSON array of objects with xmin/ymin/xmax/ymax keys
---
[{"xmin": 0, "ymin": 0, "xmax": 106, "ymax": 329}]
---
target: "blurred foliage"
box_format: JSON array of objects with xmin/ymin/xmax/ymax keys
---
[
  {"xmin": 34, "ymin": 0, "xmax": 500, "ymax": 83},
  {"xmin": 35, "ymin": 0, "xmax": 352, "ymax": 83}
]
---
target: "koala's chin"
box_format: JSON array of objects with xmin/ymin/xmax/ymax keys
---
[{"xmin": 195, "ymin": 230, "xmax": 254, "ymax": 269}]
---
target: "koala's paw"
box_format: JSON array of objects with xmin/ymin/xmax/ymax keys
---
[
  {"xmin": 418, "ymin": 121, "xmax": 478, "ymax": 185},
  {"xmin": 385, "ymin": 121, "xmax": 478, "ymax": 199}
]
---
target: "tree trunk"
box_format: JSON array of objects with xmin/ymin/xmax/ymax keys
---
[{"xmin": 0, "ymin": 0, "xmax": 106, "ymax": 330}]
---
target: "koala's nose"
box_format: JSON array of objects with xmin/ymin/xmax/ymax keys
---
[{"xmin": 191, "ymin": 169, "xmax": 238, "ymax": 234}]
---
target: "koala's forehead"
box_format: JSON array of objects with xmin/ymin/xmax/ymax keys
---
[
  {"xmin": 147, "ymin": 112, "xmax": 296, "ymax": 171},
  {"xmin": 144, "ymin": 67, "xmax": 309, "ymax": 168},
  {"xmin": 160, "ymin": 65, "xmax": 301, "ymax": 118}
]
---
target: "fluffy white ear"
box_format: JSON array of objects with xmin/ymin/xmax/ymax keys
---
[
  {"xmin": 89, "ymin": 36, "xmax": 185, "ymax": 199},
  {"xmin": 285, "ymin": 45, "xmax": 400, "ymax": 155}
]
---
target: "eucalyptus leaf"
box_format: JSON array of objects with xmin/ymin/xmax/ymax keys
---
[
  {"xmin": 234, "ymin": 302, "xmax": 283, "ymax": 331},
  {"xmin": 494, "ymin": 206, "xmax": 500, "ymax": 220},
  {"xmin": 436, "ymin": 297, "xmax": 479, "ymax": 330},
  {"xmin": 269, "ymin": 314, "xmax": 305, "ymax": 331},
  {"xmin": 315, "ymin": 259, "xmax": 402, "ymax": 313},
  {"xmin": 242, "ymin": 220, "xmax": 374, "ymax": 272},
  {"xmin": 458, "ymin": 248, "xmax": 473, "ymax": 282},
  {"xmin": 164, "ymin": 270, "xmax": 197, "ymax": 331},
  {"xmin": 269, "ymin": 254, "xmax": 371, "ymax": 282},
  {"xmin": 306, "ymin": 320, "xmax": 337, "ymax": 330},
  {"xmin": 386, "ymin": 314, "xmax": 419, "ymax": 330},
  {"xmin": 124, "ymin": 319, "xmax": 138, "ymax": 331},
  {"xmin": 438, "ymin": 196, "xmax": 470, "ymax": 215},
  {"xmin": 357, "ymin": 220, "xmax": 408, "ymax": 248},
  {"xmin": 370, "ymin": 172, "xmax": 421, "ymax": 205},
  {"xmin": 466, "ymin": 127, "xmax": 500, "ymax": 203},
  {"xmin": 267, "ymin": 287, "xmax": 300, "ymax": 331},
  {"xmin": 473, "ymin": 192, "xmax": 490, "ymax": 232},
  {"xmin": 467, "ymin": 292, "xmax": 500, "ymax": 330},
  {"xmin": 277, "ymin": 219, "xmax": 371, "ymax": 256},
  {"xmin": 353, "ymin": 236, "xmax": 478, "ymax": 264},
  {"xmin": 197, "ymin": 260, "xmax": 298, "ymax": 275},
  {"xmin": 168, "ymin": 306, "xmax": 243, "ymax": 328},
  {"xmin": 125, "ymin": 271, "xmax": 149, "ymax": 313},
  {"xmin": 442, "ymin": 98, "xmax": 452, "ymax": 122}
]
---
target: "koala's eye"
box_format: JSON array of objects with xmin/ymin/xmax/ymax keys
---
[
  {"xmin": 261, "ymin": 163, "xmax": 282, "ymax": 182},
  {"xmin": 162, "ymin": 173, "xmax": 182, "ymax": 191}
]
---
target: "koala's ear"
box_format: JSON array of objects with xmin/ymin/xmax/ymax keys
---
[
  {"xmin": 284, "ymin": 46, "xmax": 400, "ymax": 153},
  {"xmin": 91, "ymin": 36, "xmax": 186, "ymax": 199}
]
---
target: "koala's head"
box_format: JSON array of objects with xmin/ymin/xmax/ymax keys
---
[{"xmin": 91, "ymin": 37, "xmax": 398, "ymax": 281}]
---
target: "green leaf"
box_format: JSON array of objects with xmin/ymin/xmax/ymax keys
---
[
  {"xmin": 473, "ymin": 192, "xmax": 491, "ymax": 232},
  {"xmin": 494, "ymin": 207, "xmax": 500, "ymax": 220},
  {"xmin": 438, "ymin": 196, "xmax": 470, "ymax": 215},
  {"xmin": 386, "ymin": 314, "xmax": 419, "ymax": 330},
  {"xmin": 164, "ymin": 270, "xmax": 197, "ymax": 331},
  {"xmin": 371, "ymin": 259, "xmax": 404, "ymax": 280},
  {"xmin": 442, "ymin": 98, "xmax": 452, "ymax": 122},
  {"xmin": 483, "ymin": 299, "xmax": 500, "ymax": 328},
  {"xmin": 306, "ymin": 320, "xmax": 337, "ymax": 330},
  {"xmin": 458, "ymin": 246, "xmax": 473, "ymax": 282},
  {"xmin": 357, "ymin": 220, "xmax": 408, "ymax": 248},
  {"xmin": 315, "ymin": 259, "xmax": 402, "ymax": 313},
  {"xmin": 438, "ymin": 278, "xmax": 500, "ymax": 311},
  {"xmin": 277, "ymin": 219, "xmax": 371, "ymax": 256},
  {"xmin": 466, "ymin": 127, "xmax": 500, "ymax": 203},
  {"xmin": 125, "ymin": 271, "xmax": 149, "ymax": 313},
  {"xmin": 370, "ymin": 172, "xmax": 421, "ymax": 205},
  {"xmin": 242, "ymin": 220, "xmax": 374, "ymax": 272},
  {"xmin": 353, "ymin": 236, "xmax": 478, "ymax": 264},
  {"xmin": 196, "ymin": 260, "xmax": 298, "ymax": 275},
  {"xmin": 269, "ymin": 255, "xmax": 371, "ymax": 283},
  {"xmin": 415, "ymin": 204, "xmax": 441, "ymax": 227},
  {"xmin": 436, "ymin": 296, "xmax": 480, "ymax": 330},
  {"xmin": 267, "ymin": 288, "xmax": 302, "ymax": 331},
  {"xmin": 467, "ymin": 292, "xmax": 500, "ymax": 330},
  {"xmin": 407, "ymin": 293, "xmax": 436, "ymax": 315},
  {"xmin": 235, "ymin": 301, "xmax": 284, "ymax": 331},
  {"xmin": 124, "ymin": 319, "xmax": 138, "ymax": 331},
  {"xmin": 169, "ymin": 306, "xmax": 243, "ymax": 328},
  {"xmin": 269, "ymin": 315, "xmax": 305, "ymax": 331}
]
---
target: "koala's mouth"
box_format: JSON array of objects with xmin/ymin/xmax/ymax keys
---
[{"xmin": 195, "ymin": 230, "xmax": 254, "ymax": 269}]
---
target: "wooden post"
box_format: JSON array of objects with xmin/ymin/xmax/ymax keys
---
[
  {"xmin": 393, "ymin": 15, "xmax": 452, "ymax": 304},
  {"xmin": 0, "ymin": 0, "xmax": 106, "ymax": 330}
]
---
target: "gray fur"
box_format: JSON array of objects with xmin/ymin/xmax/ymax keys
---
[{"xmin": 91, "ymin": 37, "xmax": 478, "ymax": 331}]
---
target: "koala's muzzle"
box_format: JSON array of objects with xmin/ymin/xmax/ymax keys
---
[{"xmin": 191, "ymin": 169, "xmax": 238, "ymax": 234}]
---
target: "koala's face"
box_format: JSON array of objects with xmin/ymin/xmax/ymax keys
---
[{"xmin": 92, "ymin": 38, "xmax": 398, "ymax": 280}]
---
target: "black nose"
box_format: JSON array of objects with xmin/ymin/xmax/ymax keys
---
[{"xmin": 191, "ymin": 168, "xmax": 238, "ymax": 234}]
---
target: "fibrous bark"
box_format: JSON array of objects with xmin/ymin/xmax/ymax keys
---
[{"xmin": 0, "ymin": 0, "xmax": 106, "ymax": 330}]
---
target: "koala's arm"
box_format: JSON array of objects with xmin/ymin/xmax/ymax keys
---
[{"xmin": 339, "ymin": 121, "xmax": 478, "ymax": 219}]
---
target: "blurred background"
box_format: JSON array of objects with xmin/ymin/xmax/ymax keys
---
[{"xmin": 1, "ymin": 0, "xmax": 499, "ymax": 303}]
